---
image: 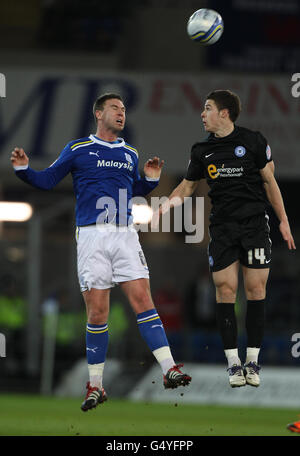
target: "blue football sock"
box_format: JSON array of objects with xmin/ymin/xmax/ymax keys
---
[
  {"xmin": 137, "ymin": 309, "xmax": 169, "ymax": 351},
  {"xmin": 86, "ymin": 323, "xmax": 109, "ymax": 365}
]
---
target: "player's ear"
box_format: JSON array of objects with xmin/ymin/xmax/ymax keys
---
[
  {"xmin": 220, "ymin": 108, "xmax": 229, "ymax": 119},
  {"xmin": 95, "ymin": 109, "xmax": 103, "ymax": 121}
]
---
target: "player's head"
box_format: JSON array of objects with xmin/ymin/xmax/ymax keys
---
[
  {"xmin": 93, "ymin": 93, "xmax": 126, "ymax": 133},
  {"xmin": 206, "ymin": 90, "xmax": 241, "ymax": 121},
  {"xmin": 202, "ymin": 90, "xmax": 241, "ymax": 133}
]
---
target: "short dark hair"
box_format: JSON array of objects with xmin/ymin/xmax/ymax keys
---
[
  {"xmin": 206, "ymin": 90, "xmax": 241, "ymax": 122},
  {"xmin": 93, "ymin": 92, "xmax": 124, "ymax": 121}
]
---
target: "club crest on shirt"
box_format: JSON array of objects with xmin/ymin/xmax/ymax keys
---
[
  {"xmin": 234, "ymin": 146, "xmax": 246, "ymax": 157},
  {"xmin": 125, "ymin": 152, "xmax": 133, "ymax": 163},
  {"xmin": 266, "ymin": 144, "xmax": 272, "ymax": 160}
]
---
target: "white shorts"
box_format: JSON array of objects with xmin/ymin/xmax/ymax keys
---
[{"xmin": 76, "ymin": 224, "xmax": 149, "ymax": 292}]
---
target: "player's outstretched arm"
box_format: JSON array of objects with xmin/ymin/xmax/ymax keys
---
[
  {"xmin": 152, "ymin": 178, "xmax": 199, "ymax": 228},
  {"xmin": 11, "ymin": 144, "xmax": 73, "ymax": 190},
  {"xmin": 260, "ymin": 162, "xmax": 296, "ymax": 250},
  {"xmin": 10, "ymin": 147, "xmax": 29, "ymax": 168},
  {"xmin": 164, "ymin": 178, "xmax": 199, "ymax": 212}
]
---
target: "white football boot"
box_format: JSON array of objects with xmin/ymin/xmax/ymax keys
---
[
  {"xmin": 227, "ymin": 364, "xmax": 246, "ymax": 388},
  {"xmin": 243, "ymin": 361, "xmax": 261, "ymax": 387}
]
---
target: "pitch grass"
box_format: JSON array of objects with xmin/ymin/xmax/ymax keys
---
[{"xmin": 0, "ymin": 394, "xmax": 298, "ymax": 436}]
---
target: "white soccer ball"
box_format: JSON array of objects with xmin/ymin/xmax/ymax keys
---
[{"xmin": 187, "ymin": 8, "xmax": 224, "ymax": 45}]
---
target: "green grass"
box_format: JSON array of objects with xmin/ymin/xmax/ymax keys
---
[{"xmin": 0, "ymin": 394, "xmax": 298, "ymax": 436}]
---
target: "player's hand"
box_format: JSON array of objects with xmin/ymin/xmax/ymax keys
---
[
  {"xmin": 10, "ymin": 147, "xmax": 29, "ymax": 167},
  {"xmin": 144, "ymin": 156, "xmax": 164, "ymax": 179},
  {"xmin": 279, "ymin": 219, "xmax": 296, "ymax": 250}
]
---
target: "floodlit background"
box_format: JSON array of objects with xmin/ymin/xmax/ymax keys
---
[{"xmin": 0, "ymin": 0, "xmax": 299, "ymax": 424}]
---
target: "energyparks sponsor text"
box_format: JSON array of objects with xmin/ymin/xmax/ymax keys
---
[{"xmin": 207, "ymin": 164, "xmax": 244, "ymax": 179}]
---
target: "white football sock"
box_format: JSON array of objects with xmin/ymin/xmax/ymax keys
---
[
  {"xmin": 88, "ymin": 362, "xmax": 104, "ymax": 388},
  {"xmin": 152, "ymin": 346, "xmax": 175, "ymax": 375},
  {"xmin": 245, "ymin": 347, "xmax": 260, "ymax": 364},
  {"xmin": 224, "ymin": 348, "xmax": 241, "ymax": 368}
]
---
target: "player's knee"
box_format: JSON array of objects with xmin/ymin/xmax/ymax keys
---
[
  {"xmin": 246, "ymin": 286, "xmax": 265, "ymax": 301},
  {"xmin": 216, "ymin": 283, "xmax": 237, "ymax": 302},
  {"xmin": 130, "ymin": 291, "xmax": 154, "ymax": 314},
  {"xmin": 87, "ymin": 308, "xmax": 108, "ymax": 325}
]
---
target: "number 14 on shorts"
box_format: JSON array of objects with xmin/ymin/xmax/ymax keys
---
[{"xmin": 248, "ymin": 248, "xmax": 270, "ymax": 265}]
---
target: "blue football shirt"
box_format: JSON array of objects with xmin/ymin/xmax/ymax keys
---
[{"xmin": 14, "ymin": 135, "xmax": 159, "ymax": 226}]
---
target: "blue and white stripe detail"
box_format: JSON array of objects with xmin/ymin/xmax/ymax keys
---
[
  {"xmin": 86, "ymin": 323, "xmax": 108, "ymax": 334},
  {"xmin": 137, "ymin": 310, "xmax": 160, "ymax": 325},
  {"xmin": 71, "ymin": 139, "xmax": 94, "ymax": 151},
  {"xmin": 190, "ymin": 17, "xmax": 223, "ymax": 43}
]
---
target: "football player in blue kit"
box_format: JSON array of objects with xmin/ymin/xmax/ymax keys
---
[
  {"xmin": 11, "ymin": 93, "xmax": 191, "ymax": 411},
  {"xmin": 158, "ymin": 90, "xmax": 296, "ymax": 388}
]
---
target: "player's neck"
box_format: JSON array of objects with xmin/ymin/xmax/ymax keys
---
[
  {"xmin": 95, "ymin": 127, "xmax": 119, "ymax": 143},
  {"xmin": 214, "ymin": 123, "xmax": 235, "ymax": 138}
]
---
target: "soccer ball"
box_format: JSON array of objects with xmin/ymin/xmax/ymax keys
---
[{"xmin": 187, "ymin": 8, "xmax": 223, "ymax": 45}]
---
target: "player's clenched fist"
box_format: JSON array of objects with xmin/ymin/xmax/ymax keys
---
[{"xmin": 10, "ymin": 147, "xmax": 29, "ymax": 167}]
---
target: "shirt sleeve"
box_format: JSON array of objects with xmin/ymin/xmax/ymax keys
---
[
  {"xmin": 185, "ymin": 143, "xmax": 205, "ymax": 181},
  {"xmin": 254, "ymin": 132, "xmax": 273, "ymax": 169},
  {"xmin": 132, "ymin": 163, "xmax": 159, "ymax": 197},
  {"xmin": 14, "ymin": 144, "xmax": 74, "ymax": 190}
]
